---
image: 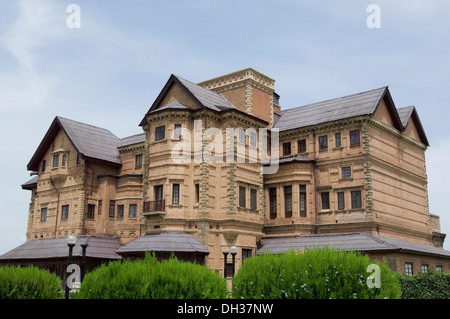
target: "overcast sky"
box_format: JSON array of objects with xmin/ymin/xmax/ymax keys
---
[{"xmin": 0, "ymin": 0, "xmax": 449, "ymax": 254}]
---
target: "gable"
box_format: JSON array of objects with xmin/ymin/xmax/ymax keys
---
[
  {"xmin": 373, "ymin": 99, "xmax": 395, "ymax": 127},
  {"xmin": 404, "ymin": 116, "xmax": 422, "ymax": 142},
  {"xmin": 155, "ymin": 82, "xmax": 199, "ymax": 111}
]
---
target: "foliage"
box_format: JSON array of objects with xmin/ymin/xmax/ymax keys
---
[
  {"xmin": 232, "ymin": 248, "xmax": 401, "ymax": 299},
  {"xmin": 73, "ymin": 253, "xmax": 227, "ymax": 299},
  {"xmin": 400, "ymin": 270, "xmax": 450, "ymax": 299},
  {"xmin": 0, "ymin": 265, "xmax": 63, "ymax": 299}
]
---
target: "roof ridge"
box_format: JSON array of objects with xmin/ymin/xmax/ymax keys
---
[
  {"xmin": 360, "ymin": 232, "xmax": 400, "ymax": 249},
  {"xmin": 281, "ymin": 86, "xmax": 388, "ymax": 114}
]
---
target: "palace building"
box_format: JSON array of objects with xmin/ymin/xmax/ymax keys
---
[{"xmin": 1, "ymin": 68, "xmax": 450, "ymax": 279}]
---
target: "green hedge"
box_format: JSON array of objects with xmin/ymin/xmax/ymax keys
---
[
  {"xmin": 0, "ymin": 265, "xmax": 63, "ymax": 299},
  {"xmin": 73, "ymin": 254, "xmax": 228, "ymax": 299},
  {"xmin": 400, "ymin": 270, "xmax": 450, "ymax": 299},
  {"xmin": 232, "ymin": 248, "xmax": 401, "ymax": 299}
]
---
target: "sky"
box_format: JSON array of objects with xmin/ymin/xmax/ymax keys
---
[{"xmin": 0, "ymin": 0, "xmax": 449, "ymax": 254}]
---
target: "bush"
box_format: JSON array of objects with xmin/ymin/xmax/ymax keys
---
[
  {"xmin": 232, "ymin": 248, "xmax": 401, "ymax": 299},
  {"xmin": 400, "ymin": 270, "xmax": 450, "ymax": 299},
  {"xmin": 74, "ymin": 253, "xmax": 228, "ymax": 299},
  {"xmin": 0, "ymin": 265, "xmax": 63, "ymax": 299}
]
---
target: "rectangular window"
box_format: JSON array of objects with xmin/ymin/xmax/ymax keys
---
[
  {"xmin": 342, "ymin": 166, "xmax": 351, "ymax": 179},
  {"xmin": 350, "ymin": 130, "xmax": 360, "ymax": 146},
  {"xmin": 155, "ymin": 185, "xmax": 164, "ymax": 201},
  {"xmin": 282, "ymin": 142, "xmax": 291, "ymax": 156},
  {"xmin": 62, "ymin": 154, "xmax": 66, "ymax": 167},
  {"xmin": 351, "ymin": 191, "xmax": 362, "ymax": 209},
  {"xmin": 129, "ymin": 204, "xmax": 137, "ymax": 218},
  {"xmin": 298, "ymin": 139, "xmax": 306, "ymax": 153},
  {"xmin": 61, "ymin": 205, "xmax": 69, "ymax": 220},
  {"xmin": 135, "ymin": 154, "xmax": 143, "ymax": 168},
  {"xmin": 172, "ymin": 184, "xmax": 180, "ymax": 205},
  {"xmin": 239, "ymin": 186, "xmax": 246, "ymax": 208},
  {"xmin": 337, "ymin": 192, "xmax": 345, "ymax": 210},
  {"xmin": 109, "ymin": 200, "xmax": 115, "ymax": 218},
  {"xmin": 41, "ymin": 208, "xmax": 47, "ymax": 221},
  {"xmin": 250, "ymin": 188, "xmax": 257, "ymax": 210},
  {"xmin": 436, "ymin": 266, "xmax": 443, "ymax": 272},
  {"xmin": 52, "ymin": 154, "xmax": 59, "ymax": 168},
  {"xmin": 117, "ymin": 204, "xmax": 124, "ymax": 219},
  {"xmin": 335, "ymin": 133, "xmax": 341, "ymax": 147},
  {"xmin": 77, "ymin": 153, "xmax": 82, "ymax": 165},
  {"xmin": 250, "ymin": 132, "xmax": 257, "ymax": 147},
  {"xmin": 98, "ymin": 200, "xmax": 102, "ymax": 215},
  {"xmin": 242, "ymin": 248, "xmax": 252, "ymax": 264},
  {"xmin": 421, "ymin": 264, "xmax": 428, "ymax": 273},
  {"xmin": 239, "ymin": 128, "xmax": 245, "ymax": 143},
  {"xmin": 299, "ymin": 185, "xmax": 306, "ymax": 217},
  {"xmin": 319, "ymin": 136, "xmax": 328, "ymax": 150},
  {"xmin": 321, "ymin": 192, "xmax": 330, "ymax": 210},
  {"xmin": 87, "ymin": 204, "xmax": 95, "ymax": 219},
  {"xmin": 155, "ymin": 126, "xmax": 165, "ymax": 141},
  {"xmin": 284, "ymin": 185, "xmax": 292, "ymax": 218},
  {"xmin": 195, "ymin": 183, "xmax": 200, "ymax": 203},
  {"xmin": 405, "ymin": 262, "xmax": 413, "ymax": 276},
  {"xmin": 174, "ymin": 124, "xmax": 182, "ymax": 139},
  {"xmin": 41, "ymin": 160, "xmax": 46, "ymax": 172},
  {"xmin": 269, "ymin": 187, "xmax": 277, "ymax": 219}
]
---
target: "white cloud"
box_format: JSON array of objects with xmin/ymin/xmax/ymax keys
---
[{"xmin": 0, "ymin": 0, "xmax": 64, "ymax": 114}]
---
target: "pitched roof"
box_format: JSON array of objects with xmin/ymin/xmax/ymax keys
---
[
  {"xmin": 397, "ymin": 105, "xmax": 429, "ymax": 146},
  {"xmin": 257, "ymin": 232, "xmax": 450, "ymax": 258},
  {"xmin": 0, "ymin": 236, "xmax": 121, "ymax": 260},
  {"xmin": 119, "ymin": 132, "xmax": 146, "ymax": 148},
  {"xmin": 139, "ymin": 74, "xmax": 236, "ymax": 126},
  {"xmin": 21, "ymin": 175, "xmax": 38, "ymax": 190},
  {"xmin": 27, "ymin": 116, "xmax": 121, "ymax": 171},
  {"xmin": 274, "ymin": 86, "xmax": 403, "ymax": 132},
  {"xmin": 116, "ymin": 232, "xmax": 209, "ymax": 255}
]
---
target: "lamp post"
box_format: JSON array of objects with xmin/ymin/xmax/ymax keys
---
[
  {"xmin": 222, "ymin": 251, "xmax": 229, "ymax": 278},
  {"xmin": 65, "ymin": 235, "xmax": 76, "ymax": 300},
  {"xmin": 230, "ymin": 246, "xmax": 238, "ymax": 277},
  {"xmin": 81, "ymin": 242, "xmax": 88, "ymax": 282},
  {"xmin": 223, "ymin": 246, "xmax": 238, "ymax": 278}
]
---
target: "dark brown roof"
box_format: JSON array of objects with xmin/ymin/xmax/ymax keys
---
[
  {"xmin": 0, "ymin": 235, "xmax": 121, "ymax": 260},
  {"xmin": 27, "ymin": 116, "xmax": 122, "ymax": 171},
  {"xmin": 21, "ymin": 175, "xmax": 38, "ymax": 190},
  {"xmin": 397, "ymin": 105, "xmax": 429, "ymax": 146},
  {"xmin": 257, "ymin": 232, "xmax": 450, "ymax": 258},
  {"xmin": 274, "ymin": 86, "xmax": 403, "ymax": 132},
  {"xmin": 116, "ymin": 232, "xmax": 209, "ymax": 255},
  {"xmin": 140, "ymin": 74, "xmax": 236, "ymax": 126}
]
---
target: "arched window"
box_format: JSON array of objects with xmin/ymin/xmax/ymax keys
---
[{"xmin": 62, "ymin": 154, "xmax": 66, "ymax": 167}]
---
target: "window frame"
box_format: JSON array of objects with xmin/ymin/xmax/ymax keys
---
[
  {"xmin": 299, "ymin": 185, "xmax": 307, "ymax": 217},
  {"xmin": 117, "ymin": 204, "xmax": 124, "ymax": 219},
  {"xmin": 250, "ymin": 188, "xmax": 257, "ymax": 210},
  {"xmin": 319, "ymin": 135, "xmax": 328, "ymax": 150},
  {"xmin": 350, "ymin": 130, "xmax": 360, "ymax": 146},
  {"xmin": 337, "ymin": 192, "xmax": 345, "ymax": 210},
  {"xmin": 282, "ymin": 142, "xmax": 291, "ymax": 156},
  {"xmin": 172, "ymin": 183, "xmax": 180, "ymax": 205},
  {"xmin": 239, "ymin": 186, "xmax": 246, "ymax": 208},
  {"xmin": 155, "ymin": 125, "xmax": 166, "ymax": 141},
  {"xmin": 341, "ymin": 166, "xmax": 352, "ymax": 179},
  {"xmin": 135, "ymin": 154, "xmax": 143, "ymax": 168},
  {"xmin": 405, "ymin": 262, "xmax": 413, "ymax": 276},
  {"xmin": 174, "ymin": 124, "xmax": 182, "ymax": 139},
  {"xmin": 321, "ymin": 192, "xmax": 330, "ymax": 210},
  {"xmin": 335, "ymin": 132, "xmax": 341, "ymax": 148},
  {"xmin": 297, "ymin": 139, "xmax": 306, "ymax": 154},
  {"xmin": 41, "ymin": 207, "xmax": 47, "ymax": 221},
  {"xmin": 351, "ymin": 190, "xmax": 362, "ymax": 209},
  {"xmin": 269, "ymin": 187, "xmax": 277, "ymax": 219},
  {"xmin": 52, "ymin": 154, "xmax": 59, "ymax": 168},
  {"xmin": 129, "ymin": 204, "xmax": 137, "ymax": 218},
  {"xmin": 284, "ymin": 185, "xmax": 292, "ymax": 218},
  {"xmin": 109, "ymin": 200, "xmax": 115, "ymax": 218},
  {"xmin": 61, "ymin": 205, "xmax": 69, "ymax": 220},
  {"xmin": 87, "ymin": 204, "xmax": 95, "ymax": 219}
]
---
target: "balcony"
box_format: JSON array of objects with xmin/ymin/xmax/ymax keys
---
[{"xmin": 143, "ymin": 200, "xmax": 165, "ymax": 216}]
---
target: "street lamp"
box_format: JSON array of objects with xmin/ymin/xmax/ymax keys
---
[
  {"xmin": 65, "ymin": 235, "xmax": 76, "ymax": 299},
  {"xmin": 230, "ymin": 246, "xmax": 238, "ymax": 277},
  {"xmin": 81, "ymin": 242, "xmax": 89, "ymax": 281},
  {"xmin": 223, "ymin": 246, "xmax": 238, "ymax": 278}
]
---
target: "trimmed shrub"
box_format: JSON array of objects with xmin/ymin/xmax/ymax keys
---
[
  {"xmin": 0, "ymin": 265, "xmax": 63, "ymax": 299},
  {"xmin": 232, "ymin": 248, "xmax": 401, "ymax": 299},
  {"xmin": 74, "ymin": 253, "xmax": 227, "ymax": 299},
  {"xmin": 400, "ymin": 270, "xmax": 450, "ymax": 299}
]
